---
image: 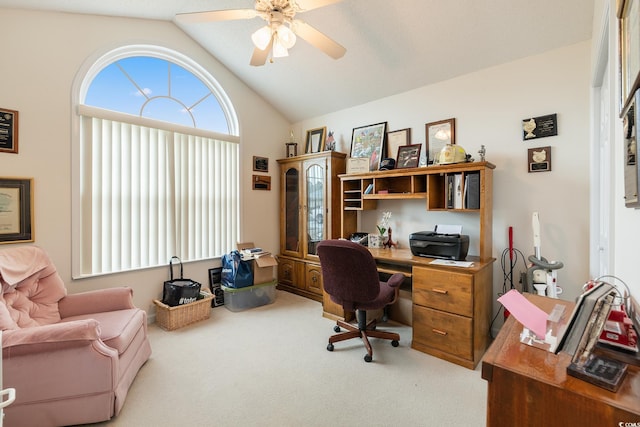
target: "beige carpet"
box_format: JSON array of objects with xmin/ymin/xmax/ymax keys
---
[{"xmin": 94, "ymin": 290, "xmax": 487, "ymax": 426}]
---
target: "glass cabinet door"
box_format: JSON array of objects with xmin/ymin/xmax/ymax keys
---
[
  {"xmin": 284, "ymin": 167, "xmax": 300, "ymax": 254},
  {"xmin": 305, "ymin": 162, "xmax": 325, "ymax": 257}
]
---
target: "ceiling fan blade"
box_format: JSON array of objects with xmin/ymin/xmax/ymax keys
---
[
  {"xmin": 295, "ymin": 0, "xmax": 344, "ymax": 12},
  {"xmin": 175, "ymin": 9, "xmax": 258, "ymax": 24},
  {"xmin": 291, "ymin": 20, "xmax": 346, "ymax": 59},
  {"xmin": 250, "ymin": 39, "xmax": 273, "ymax": 67}
]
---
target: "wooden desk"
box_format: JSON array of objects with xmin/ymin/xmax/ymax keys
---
[
  {"xmin": 482, "ymin": 294, "xmax": 640, "ymax": 427},
  {"xmin": 366, "ymin": 248, "xmax": 494, "ymax": 369}
]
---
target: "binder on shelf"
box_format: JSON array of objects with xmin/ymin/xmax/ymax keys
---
[{"xmin": 464, "ymin": 172, "xmax": 480, "ymax": 209}]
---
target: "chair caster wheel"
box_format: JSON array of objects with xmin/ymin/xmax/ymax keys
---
[
  {"xmin": 327, "ymin": 343, "xmax": 334, "ymax": 351},
  {"xmin": 364, "ymin": 354, "xmax": 373, "ymax": 362},
  {"xmin": 333, "ymin": 325, "xmax": 340, "ymax": 333},
  {"xmin": 391, "ymin": 340, "xmax": 399, "ymax": 347}
]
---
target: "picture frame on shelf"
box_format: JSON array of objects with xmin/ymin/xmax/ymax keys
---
[
  {"xmin": 0, "ymin": 108, "xmax": 19, "ymax": 154},
  {"xmin": 0, "ymin": 177, "xmax": 33, "ymax": 244},
  {"xmin": 346, "ymin": 157, "xmax": 370, "ymax": 174},
  {"xmin": 396, "ymin": 144, "xmax": 421, "ymax": 169},
  {"xmin": 386, "ymin": 128, "xmax": 411, "ymax": 160},
  {"xmin": 350, "ymin": 121, "xmax": 387, "ymax": 171},
  {"xmin": 305, "ymin": 127, "xmax": 327, "ymax": 153},
  {"xmin": 619, "ymin": 0, "xmax": 640, "ymax": 115},
  {"xmin": 426, "ymin": 118, "xmax": 455, "ymax": 164},
  {"xmin": 252, "ymin": 156, "xmax": 269, "ymax": 172}
]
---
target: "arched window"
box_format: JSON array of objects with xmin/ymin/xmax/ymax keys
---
[{"xmin": 72, "ymin": 45, "xmax": 239, "ymax": 277}]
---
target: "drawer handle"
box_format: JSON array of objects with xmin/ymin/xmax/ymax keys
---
[
  {"xmin": 432, "ymin": 328, "xmax": 448, "ymax": 336},
  {"xmin": 431, "ymin": 288, "xmax": 448, "ymax": 295}
]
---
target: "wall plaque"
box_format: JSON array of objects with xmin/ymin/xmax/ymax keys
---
[{"xmin": 522, "ymin": 113, "xmax": 558, "ymax": 140}]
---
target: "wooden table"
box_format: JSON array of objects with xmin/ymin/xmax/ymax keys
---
[{"xmin": 481, "ymin": 294, "xmax": 640, "ymax": 427}]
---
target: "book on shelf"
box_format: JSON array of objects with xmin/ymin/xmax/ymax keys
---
[{"xmin": 364, "ymin": 183, "xmax": 374, "ymax": 194}]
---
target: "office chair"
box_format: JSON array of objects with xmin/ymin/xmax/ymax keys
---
[{"xmin": 317, "ymin": 239, "xmax": 404, "ymax": 362}]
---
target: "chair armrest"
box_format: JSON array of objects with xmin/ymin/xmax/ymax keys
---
[
  {"xmin": 386, "ymin": 273, "xmax": 404, "ymax": 289},
  {"xmin": 2, "ymin": 319, "xmax": 105, "ymax": 356},
  {"xmin": 58, "ymin": 287, "xmax": 135, "ymax": 318}
]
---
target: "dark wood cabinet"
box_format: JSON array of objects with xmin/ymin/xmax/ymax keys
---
[{"xmin": 276, "ymin": 152, "xmax": 346, "ymax": 311}]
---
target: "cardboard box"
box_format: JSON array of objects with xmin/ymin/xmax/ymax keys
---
[{"xmin": 237, "ymin": 242, "xmax": 278, "ymax": 285}]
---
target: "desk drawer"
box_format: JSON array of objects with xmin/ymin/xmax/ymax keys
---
[
  {"xmin": 412, "ymin": 305, "xmax": 472, "ymax": 360},
  {"xmin": 413, "ymin": 267, "xmax": 473, "ymax": 317}
]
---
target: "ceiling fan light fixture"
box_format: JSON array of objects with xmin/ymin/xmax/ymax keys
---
[
  {"xmin": 272, "ymin": 38, "xmax": 289, "ymax": 58},
  {"xmin": 251, "ymin": 25, "xmax": 273, "ymax": 50},
  {"xmin": 276, "ymin": 24, "xmax": 297, "ymax": 49}
]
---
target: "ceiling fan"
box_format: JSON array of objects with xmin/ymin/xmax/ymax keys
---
[{"xmin": 175, "ymin": 0, "xmax": 347, "ymax": 66}]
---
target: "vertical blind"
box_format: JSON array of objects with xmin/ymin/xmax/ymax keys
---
[{"xmin": 78, "ymin": 113, "xmax": 239, "ymax": 276}]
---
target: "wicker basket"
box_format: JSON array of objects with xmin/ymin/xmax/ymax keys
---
[{"xmin": 153, "ymin": 292, "xmax": 214, "ymax": 331}]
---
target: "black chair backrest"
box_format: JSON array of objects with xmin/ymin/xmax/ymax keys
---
[{"xmin": 316, "ymin": 239, "xmax": 380, "ymax": 304}]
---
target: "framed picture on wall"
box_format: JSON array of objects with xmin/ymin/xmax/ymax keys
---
[{"xmin": 0, "ymin": 177, "xmax": 34, "ymax": 244}]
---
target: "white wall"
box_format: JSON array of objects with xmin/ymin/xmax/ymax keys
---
[
  {"xmin": 294, "ymin": 41, "xmax": 592, "ymax": 326},
  {"xmin": 0, "ymin": 9, "xmax": 287, "ymax": 314}
]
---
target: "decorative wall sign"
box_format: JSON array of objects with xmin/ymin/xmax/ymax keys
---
[
  {"xmin": 0, "ymin": 177, "xmax": 33, "ymax": 243},
  {"xmin": 252, "ymin": 175, "xmax": 271, "ymax": 191},
  {"xmin": 522, "ymin": 114, "xmax": 558, "ymax": 140},
  {"xmin": 528, "ymin": 146, "xmax": 552, "ymax": 172},
  {"xmin": 0, "ymin": 108, "xmax": 18, "ymax": 154},
  {"xmin": 253, "ymin": 156, "xmax": 269, "ymax": 172}
]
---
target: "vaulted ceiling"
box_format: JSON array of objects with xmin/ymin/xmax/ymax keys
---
[{"xmin": 0, "ymin": 0, "xmax": 594, "ymax": 122}]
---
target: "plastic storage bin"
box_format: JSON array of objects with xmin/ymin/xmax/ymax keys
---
[{"xmin": 222, "ymin": 281, "xmax": 277, "ymax": 312}]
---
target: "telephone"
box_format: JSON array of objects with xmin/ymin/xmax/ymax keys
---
[{"xmin": 349, "ymin": 232, "xmax": 369, "ymax": 246}]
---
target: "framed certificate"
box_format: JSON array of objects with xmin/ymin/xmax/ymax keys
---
[{"xmin": 0, "ymin": 177, "xmax": 34, "ymax": 244}]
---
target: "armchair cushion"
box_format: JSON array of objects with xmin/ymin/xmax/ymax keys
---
[
  {"xmin": 62, "ymin": 309, "xmax": 144, "ymax": 355},
  {"xmin": 0, "ymin": 246, "xmax": 67, "ymax": 329}
]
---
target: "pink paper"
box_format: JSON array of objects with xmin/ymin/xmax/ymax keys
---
[{"xmin": 498, "ymin": 290, "xmax": 548, "ymax": 338}]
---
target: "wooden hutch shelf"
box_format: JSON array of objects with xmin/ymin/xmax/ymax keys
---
[{"xmin": 339, "ymin": 161, "xmax": 495, "ymax": 261}]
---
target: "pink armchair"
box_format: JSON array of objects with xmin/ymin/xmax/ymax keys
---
[{"xmin": 0, "ymin": 246, "xmax": 152, "ymax": 427}]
